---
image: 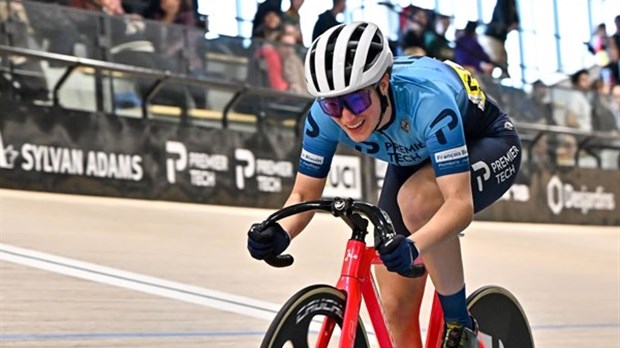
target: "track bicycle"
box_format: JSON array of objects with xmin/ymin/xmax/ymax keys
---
[{"xmin": 252, "ymin": 197, "xmax": 535, "ymax": 348}]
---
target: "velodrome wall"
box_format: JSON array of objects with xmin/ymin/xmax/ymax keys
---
[{"xmin": 1, "ymin": 97, "xmax": 618, "ymax": 226}]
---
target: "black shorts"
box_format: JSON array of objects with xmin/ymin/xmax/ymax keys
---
[{"xmin": 377, "ymin": 117, "xmax": 522, "ymax": 236}]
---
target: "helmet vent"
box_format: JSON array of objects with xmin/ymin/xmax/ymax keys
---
[{"xmin": 324, "ymin": 25, "xmax": 344, "ymax": 90}]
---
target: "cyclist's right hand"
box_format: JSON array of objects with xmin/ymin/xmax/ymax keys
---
[{"xmin": 247, "ymin": 223, "xmax": 291, "ymax": 260}]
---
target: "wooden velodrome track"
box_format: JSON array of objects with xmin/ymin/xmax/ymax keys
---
[{"xmin": 0, "ymin": 188, "xmax": 618, "ymax": 347}]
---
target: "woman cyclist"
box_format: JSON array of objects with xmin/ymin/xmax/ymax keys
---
[{"xmin": 247, "ymin": 21, "xmax": 522, "ymax": 348}]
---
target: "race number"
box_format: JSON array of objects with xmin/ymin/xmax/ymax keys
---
[{"xmin": 444, "ymin": 60, "xmax": 486, "ymax": 111}]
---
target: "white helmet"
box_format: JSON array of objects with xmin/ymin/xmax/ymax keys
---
[{"xmin": 305, "ymin": 21, "xmax": 393, "ymax": 98}]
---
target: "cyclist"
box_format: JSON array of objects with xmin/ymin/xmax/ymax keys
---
[{"xmin": 247, "ymin": 21, "xmax": 521, "ymax": 348}]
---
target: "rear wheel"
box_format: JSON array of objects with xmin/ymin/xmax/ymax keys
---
[
  {"xmin": 261, "ymin": 284, "xmax": 370, "ymax": 348},
  {"xmin": 467, "ymin": 285, "xmax": 535, "ymax": 348}
]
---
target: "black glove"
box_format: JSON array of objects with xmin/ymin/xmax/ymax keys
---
[
  {"xmin": 377, "ymin": 235, "xmax": 419, "ymax": 274},
  {"xmin": 247, "ymin": 223, "xmax": 291, "ymax": 260}
]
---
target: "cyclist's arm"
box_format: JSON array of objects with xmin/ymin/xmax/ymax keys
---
[
  {"xmin": 279, "ymin": 172, "xmax": 327, "ymax": 239},
  {"xmin": 409, "ymin": 171, "xmax": 474, "ymax": 253}
]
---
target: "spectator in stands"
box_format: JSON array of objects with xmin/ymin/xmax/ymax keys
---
[
  {"xmin": 252, "ymin": 0, "xmax": 282, "ymax": 39},
  {"xmin": 250, "ymin": 29, "xmax": 288, "ymax": 91},
  {"xmin": 600, "ymin": 16, "xmax": 620, "ymax": 93},
  {"xmin": 282, "ymin": 22, "xmax": 303, "ymax": 47},
  {"xmin": 400, "ymin": 6, "xmax": 428, "ymax": 56},
  {"xmin": 0, "ymin": 0, "xmax": 49, "ymax": 101},
  {"xmin": 143, "ymin": 0, "xmax": 199, "ymax": 26},
  {"xmin": 612, "ymin": 15, "xmax": 620, "ymax": 57},
  {"xmin": 282, "ymin": 0, "xmax": 304, "ymax": 45},
  {"xmin": 70, "ymin": 0, "xmax": 124, "ymax": 15},
  {"xmin": 277, "ymin": 32, "xmax": 307, "ymax": 94},
  {"xmin": 253, "ymin": 6, "xmax": 283, "ymax": 40},
  {"xmin": 454, "ymin": 21, "xmax": 494, "ymax": 75},
  {"xmin": 312, "ymin": 0, "xmax": 346, "ymax": 42},
  {"xmin": 516, "ymin": 80, "xmax": 552, "ymax": 124},
  {"xmin": 590, "ymin": 79, "xmax": 619, "ymax": 132},
  {"xmin": 586, "ymin": 23, "xmax": 610, "ymax": 67},
  {"xmin": 423, "ymin": 13, "xmax": 454, "ymax": 61},
  {"xmin": 524, "ymin": 80, "xmax": 556, "ymax": 169},
  {"xmin": 478, "ymin": 0, "xmax": 519, "ymax": 77},
  {"xmin": 566, "ymin": 69, "xmax": 593, "ymax": 132},
  {"xmin": 552, "ymin": 69, "xmax": 593, "ymax": 166}
]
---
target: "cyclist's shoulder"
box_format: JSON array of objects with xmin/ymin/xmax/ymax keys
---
[
  {"xmin": 392, "ymin": 55, "xmax": 454, "ymax": 77},
  {"xmin": 391, "ymin": 56, "xmax": 460, "ymax": 94}
]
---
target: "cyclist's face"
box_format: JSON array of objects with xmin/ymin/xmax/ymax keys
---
[{"xmin": 325, "ymin": 77, "xmax": 388, "ymax": 142}]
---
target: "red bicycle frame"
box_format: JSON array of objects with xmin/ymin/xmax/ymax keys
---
[{"xmin": 314, "ymin": 238, "xmax": 445, "ymax": 348}]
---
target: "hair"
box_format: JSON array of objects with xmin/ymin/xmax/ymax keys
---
[{"xmin": 570, "ymin": 69, "xmax": 589, "ymax": 85}]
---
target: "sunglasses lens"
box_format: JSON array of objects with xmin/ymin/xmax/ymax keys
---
[
  {"xmin": 318, "ymin": 98, "xmax": 343, "ymax": 117},
  {"xmin": 342, "ymin": 89, "xmax": 372, "ymax": 115}
]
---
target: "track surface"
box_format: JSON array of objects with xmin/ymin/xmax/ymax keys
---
[{"xmin": 1, "ymin": 189, "xmax": 618, "ymax": 347}]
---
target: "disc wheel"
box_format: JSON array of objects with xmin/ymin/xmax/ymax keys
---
[
  {"xmin": 467, "ymin": 285, "xmax": 535, "ymax": 348},
  {"xmin": 261, "ymin": 284, "xmax": 370, "ymax": 348}
]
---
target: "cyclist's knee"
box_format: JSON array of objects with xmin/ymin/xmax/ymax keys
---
[{"xmin": 397, "ymin": 185, "xmax": 443, "ymax": 232}]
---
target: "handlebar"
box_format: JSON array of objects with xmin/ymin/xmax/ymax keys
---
[{"xmin": 253, "ymin": 197, "xmax": 426, "ymax": 278}]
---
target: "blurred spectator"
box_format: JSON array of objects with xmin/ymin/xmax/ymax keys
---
[
  {"xmin": 600, "ymin": 16, "xmax": 620, "ymax": 93},
  {"xmin": 282, "ymin": 0, "xmax": 304, "ymax": 45},
  {"xmin": 612, "ymin": 15, "xmax": 620, "ymax": 55},
  {"xmin": 253, "ymin": 6, "xmax": 283, "ymax": 40},
  {"xmin": 565, "ymin": 69, "xmax": 593, "ymax": 131},
  {"xmin": 141, "ymin": 0, "xmax": 205, "ymax": 73},
  {"xmin": 586, "ymin": 23, "xmax": 610, "ymax": 66},
  {"xmin": 277, "ymin": 32, "xmax": 307, "ymax": 94},
  {"xmin": 400, "ymin": 6, "xmax": 428, "ymax": 56},
  {"xmin": 526, "ymin": 81, "xmax": 556, "ymax": 169},
  {"xmin": 516, "ymin": 80, "xmax": 553, "ymax": 124},
  {"xmin": 423, "ymin": 13, "xmax": 454, "ymax": 61},
  {"xmin": 249, "ymin": 30, "xmax": 288, "ymax": 91},
  {"xmin": 143, "ymin": 0, "xmax": 199, "ymax": 26},
  {"xmin": 552, "ymin": 69, "xmax": 593, "ymax": 165},
  {"xmin": 478, "ymin": 0, "xmax": 519, "ymax": 77},
  {"xmin": 252, "ymin": 0, "xmax": 282, "ymax": 39},
  {"xmin": 70, "ymin": 0, "xmax": 124, "ymax": 15},
  {"xmin": 454, "ymin": 21, "xmax": 494, "ymax": 75},
  {"xmin": 0, "ymin": 0, "xmax": 49, "ymax": 101},
  {"xmin": 19, "ymin": 0, "xmax": 85, "ymax": 59},
  {"xmin": 282, "ymin": 22, "xmax": 303, "ymax": 47},
  {"xmin": 590, "ymin": 79, "xmax": 618, "ymax": 132},
  {"xmin": 312, "ymin": 0, "xmax": 346, "ymax": 42}
]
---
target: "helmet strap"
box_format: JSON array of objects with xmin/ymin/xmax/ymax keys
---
[{"xmin": 373, "ymin": 83, "xmax": 389, "ymax": 132}]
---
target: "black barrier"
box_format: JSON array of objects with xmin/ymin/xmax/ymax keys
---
[
  {"xmin": 1, "ymin": 97, "xmax": 618, "ymax": 225},
  {"xmin": 0, "ymin": 98, "xmax": 297, "ymax": 208},
  {"xmin": 475, "ymin": 167, "xmax": 620, "ymax": 226},
  {"xmin": 0, "ymin": 97, "xmax": 369, "ymax": 209},
  {"xmin": 370, "ymin": 157, "xmax": 619, "ymax": 226}
]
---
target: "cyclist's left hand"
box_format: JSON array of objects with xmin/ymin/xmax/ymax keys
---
[{"xmin": 377, "ymin": 235, "xmax": 419, "ymax": 274}]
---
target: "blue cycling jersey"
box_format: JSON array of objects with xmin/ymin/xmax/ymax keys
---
[{"xmin": 299, "ymin": 56, "xmax": 506, "ymax": 178}]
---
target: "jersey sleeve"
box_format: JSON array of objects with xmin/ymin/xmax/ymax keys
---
[
  {"xmin": 298, "ymin": 101, "xmax": 340, "ymax": 178},
  {"xmin": 414, "ymin": 90, "xmax": 470, "ymax": 177}
]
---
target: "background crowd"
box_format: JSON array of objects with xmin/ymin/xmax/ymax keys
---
[{"xmin": 1, "ymin": 0, "xmax": 619, "ymax": 167}]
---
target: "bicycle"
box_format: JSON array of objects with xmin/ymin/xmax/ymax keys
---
[{"xmin": 252, "ymin": 197, "xmax": 535, "ymax": 348}]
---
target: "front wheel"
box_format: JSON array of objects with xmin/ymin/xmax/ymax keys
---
[
  {"xmin": 467, "ymin": 285, "xmax": 535, "ymax": 348},
  {"xmin": 261, "ymin": 284, "xmax": 370, "ymax": 348}
]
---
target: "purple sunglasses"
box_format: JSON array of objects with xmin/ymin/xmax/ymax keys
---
[{"xmin": 318, "ymin": 86, "xmax": 374, "ymax": 118}]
